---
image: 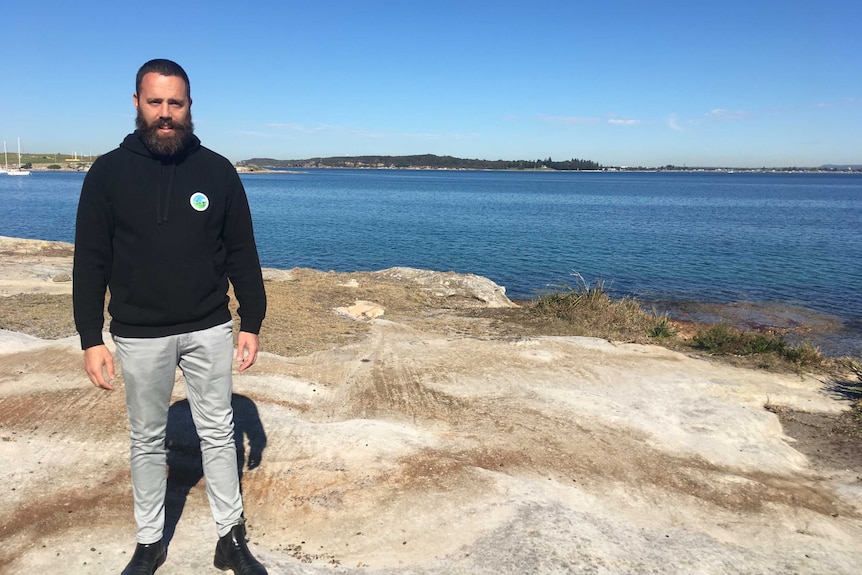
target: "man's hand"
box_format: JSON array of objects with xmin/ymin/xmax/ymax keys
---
[
  {"xmin": 236, "ymin": 331, "xmax": 260, "ymax": 372},
  {"xmin": 84, "ymin": 345, "xmax": 115, "ymax": 390}
]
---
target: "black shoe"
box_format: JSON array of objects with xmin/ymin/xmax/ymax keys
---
[
  {"xmin": 214, "ymin": 523, "xmax": 267, "ymax": 574},
  {"xmin": 121, "ymin": 540, "xmax": 166, "ymax": 575}
]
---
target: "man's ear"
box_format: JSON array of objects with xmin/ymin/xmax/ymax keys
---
[{"xmin": 133, "ymin": 92, "xmax": 139, "ymax": 109}]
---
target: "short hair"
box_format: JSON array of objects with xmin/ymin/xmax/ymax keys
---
[{"xmin": 135, "ymin": 59, "xmax": 191, "ymax": 98}]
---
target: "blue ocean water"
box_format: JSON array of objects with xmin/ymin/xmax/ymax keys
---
[{"xmin": 3, "ymin": 169, "xmax": 861, "ymax": 355}]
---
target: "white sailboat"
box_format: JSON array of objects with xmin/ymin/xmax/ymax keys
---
[
  {"xmin": 7, "ymin": 137, "xmax": 30, "ymax": 176},
  {"xmin": 0, "ymin": 141, "xmax": 7, "ymax": 174}
]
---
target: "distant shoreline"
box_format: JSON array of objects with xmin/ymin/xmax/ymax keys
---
[
  {"xmin": 243, "ymin": 165, "xmax": 862, "ymax": 175},
  {"xmin": 14, "ymin": 153, "xmax": 861, "ymax": 176},
  {"xmin": 26, "ymin": 164, "xmax": 861, "ymax": 176}
]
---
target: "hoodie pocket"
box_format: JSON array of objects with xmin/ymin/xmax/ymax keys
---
[{"xmin": 125, "ymin": 262, "xmax": 221, "ymax": 324}]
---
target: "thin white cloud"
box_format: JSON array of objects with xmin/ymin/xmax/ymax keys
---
[
  {"xmin": 816, "ymin": 97, "xmax": 859, "ymax": 108},
  {"xmin": 265, "ymin": 122, "xmax": 302, "ymax": 130},
  {"xmin": 705, "ymin": 108, "xmax": 747, "ymax": 120},
  {"xmin": 608, "ymin": 118, "xmax": 641, "ymax": 126},
  {"xmin": 266, "ymin": 122, "xmax": 335, "ymax": 133},
  {"xmin": 667, "ymin": 114, "xmax": 684, "ymax": 132},
  {"xmin": 538, "ymin": 115, "xmax": 600, "ymax": 125},
  {"xmin": 606, "ymin": 113, "xmax": 642, "ymax": 126}
]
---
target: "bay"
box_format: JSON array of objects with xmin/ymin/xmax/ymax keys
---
[{"xmin": 2, "ymin": 169, "xmax": 861, "ymax": 356}]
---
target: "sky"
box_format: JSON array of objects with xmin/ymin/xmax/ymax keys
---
[{"xmin": 1, "ymin": 0, "xmax": 860, "ymax": 168}]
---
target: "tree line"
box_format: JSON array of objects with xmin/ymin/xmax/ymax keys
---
[{"xmin": 242, "ymin": 154, "xmax": 602, "ymax": 171}]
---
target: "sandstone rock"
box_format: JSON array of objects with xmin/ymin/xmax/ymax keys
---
[
  {"xmin": 336, "ymin": 300, "xmax": 386, "ymax": 319},
  {"xmin": 374, "ymin": 267, "xmax": 517, "ymax": 308},
  {"xmin": 261, "ymin": 268, "xmax": 295, "ymax": 282}
]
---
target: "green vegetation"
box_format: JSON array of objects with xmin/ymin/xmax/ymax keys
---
[
  {"xmin": 7, "ymin": 152, "xmax": 96, "ymax": 167},
  {"xmin": 692, "ymin": 324, "xmax": 822, "ymax": 367},
  {"xmin": 526, "ymin": 274, "xmax": 824, "ymax": 370},
  {"xmin": 648, "ymin": 313, "xmax": 678, "ymax": 339},
  {"xmin": 529, "ymin": 274, "xmax": 678, "ymax": 342},
  {"xmin": 242, "ymin": 154, "xmax": 602, "ymax": 171}
]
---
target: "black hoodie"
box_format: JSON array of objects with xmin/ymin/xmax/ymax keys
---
[{"xmin": 73, "ymin": 131, "xmax": 266, "ymax": 349}]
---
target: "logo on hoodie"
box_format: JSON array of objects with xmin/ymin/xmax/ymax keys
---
[{"xmin": 190, "ymin": 192, "xmax": 209, "ymax": 212}]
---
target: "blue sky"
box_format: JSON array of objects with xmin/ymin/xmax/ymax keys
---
[{"xmin": 2, "ymin": 0, "xmax": 859, "ymax": 167}]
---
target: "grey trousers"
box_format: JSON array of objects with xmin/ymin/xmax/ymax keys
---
[{"xmin": 113, "ymin": 321, "xmax": 243, "ymax": 543}]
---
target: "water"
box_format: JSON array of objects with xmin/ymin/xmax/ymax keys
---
[{"xmin": 3, "ymin": 169, "xmax": 861, "ymax": 356}]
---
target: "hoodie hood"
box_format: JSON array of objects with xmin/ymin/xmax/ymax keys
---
[{"xmin": 120, "ymin": 130, "xmax": 202, "ymax": 224}]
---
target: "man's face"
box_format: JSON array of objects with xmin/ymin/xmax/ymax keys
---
[{"xmin": 133, "ymin": 72, "xmax": 194, "ymax": 156}]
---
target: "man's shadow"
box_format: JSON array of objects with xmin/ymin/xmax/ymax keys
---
[{"xmin": 163, "ymin": 394, "xmax": 267, "ymax": 546}]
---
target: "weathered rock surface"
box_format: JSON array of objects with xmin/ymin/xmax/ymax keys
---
[
  {"xmin": 373, "ymin": 267, "xmax": 517, "ymax": 308},
  {"xmin": 0, "ymin": 237, "xmax": 860, "ymax": 574},
  {"xmin": 0, "ymin": 236, "xmax": 75, "ymax": 296}
]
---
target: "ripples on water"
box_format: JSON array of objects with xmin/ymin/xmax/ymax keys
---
[{"xmin": 2, "ymin": 169, "xmax": 861, "ymax": 355}]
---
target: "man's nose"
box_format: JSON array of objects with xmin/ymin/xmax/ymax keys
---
[{"xmin": 158, "ymin": 102, "xmax": 171, "ymax": 118}]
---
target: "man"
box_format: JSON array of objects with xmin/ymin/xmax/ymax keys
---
[{"xmin": 73, "ymin": 59, "xmax": 268, "ymax": 575}]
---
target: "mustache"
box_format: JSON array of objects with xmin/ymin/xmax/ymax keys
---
[
  {"xmin": 135, "ymin": 108, "xmax": 193, "ymax": 133},
  {"xmin": 151, "ymin": 116, "xmax": 190, "ymax": 132}
]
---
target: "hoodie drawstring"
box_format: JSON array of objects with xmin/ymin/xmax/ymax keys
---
[{"xmin": 156, "ymin": 162, "xmax": 177, "ymax": 225}]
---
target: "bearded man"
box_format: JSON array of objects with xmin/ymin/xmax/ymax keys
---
[{"xmin": 73, "ymin": 58, "xmax": 268, "ymax": 575}]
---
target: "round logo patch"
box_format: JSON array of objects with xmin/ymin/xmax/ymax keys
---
[{"xmin": 190, "ymin": 192, "xmax": 209, "ymax": 212}]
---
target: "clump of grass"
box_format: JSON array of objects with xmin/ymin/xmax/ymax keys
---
[
  {"xmin": 528, "ymin": 273, "xmax": 823, "ymax": 370},
  {"xmin": 648, "ymin": 312, "xmax": 677, "ymax": 340},
  {"xmin": 693, "ymin": 323, "xmax": 822, "ymax": 367},
  {"xmin": 693, "ymin": 323, "xmax": 780, "ymax": 355},
  {"xmin": 529, "ymin": 273, "xmax": 672, "ymax": 341},
  {"xmin": 647, "ymin": 308, "xmax": 677, "ymax": 341},
  {"xmin": 783, "ymin": 342, "xmax": 823, "ymax": 366},
  {"xmin": 533, "ymin": 273, "xmax": 610, "ymax": 317}
]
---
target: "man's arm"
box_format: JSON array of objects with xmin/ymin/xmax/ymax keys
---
[
  {"xmin": 73, "ymin": 165, "xmax": 113, "ymax": 350},
  {"xmin": 73, "ymin": 163, "xmax": 114, "ymax": 387},
  {"xmin": 223, "ymin": 166, "xmax": 267, "ymax": 346}
]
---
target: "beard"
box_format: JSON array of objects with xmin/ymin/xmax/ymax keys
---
[{"xmin": 136, "ymin": 109, "xmax": 195, "ymax": 157}]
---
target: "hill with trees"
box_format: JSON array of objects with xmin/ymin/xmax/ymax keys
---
[{"xmin": 240, "ymin": 154, "xmax": 602, "ymax": 171}]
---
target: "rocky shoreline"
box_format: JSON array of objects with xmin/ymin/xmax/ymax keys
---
[{"xmin": 1, "ymin": 236, "xmax": 861, "ymax": 574}]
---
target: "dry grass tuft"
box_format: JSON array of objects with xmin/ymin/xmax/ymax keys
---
[{"xmin": 527, "ymin": 274, "xmax": 678, "ymax": 344}]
